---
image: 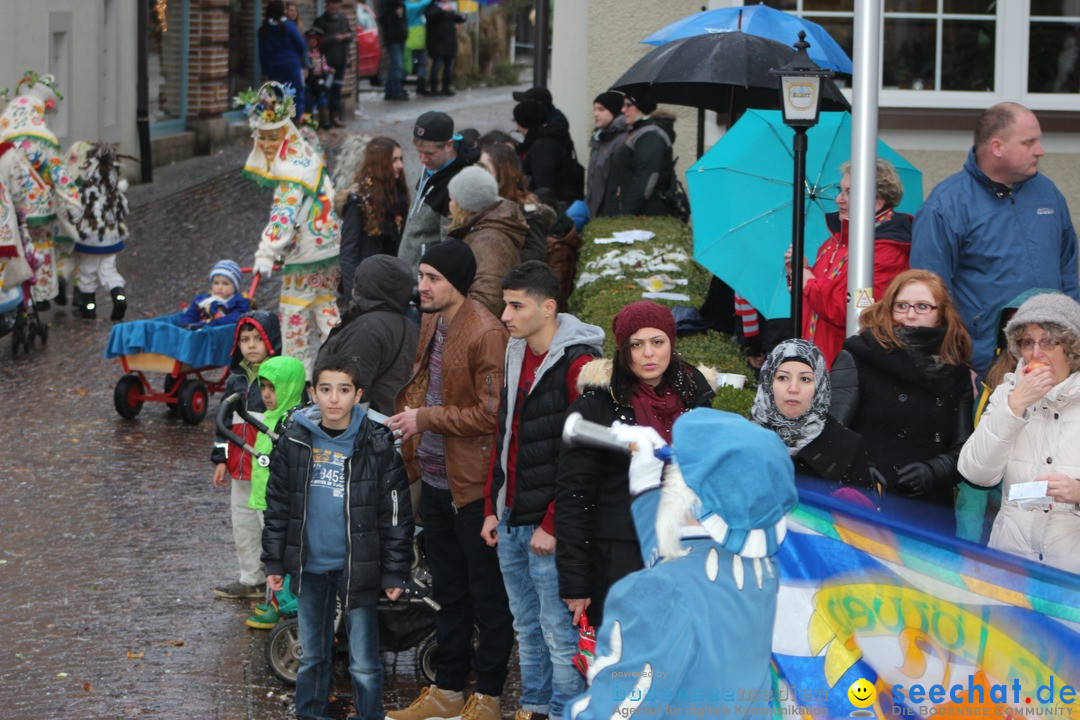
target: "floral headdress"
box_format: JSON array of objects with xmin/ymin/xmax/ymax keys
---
[
  {"xmin": 6, "ymin": 71, "xmax": 62, "ymax": 110},
  {"xmin": 235, "ymin": 82, "xmax": 296, "ymax": 130}
]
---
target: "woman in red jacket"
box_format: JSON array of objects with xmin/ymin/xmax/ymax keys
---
[{"xmin": 788, "ymin": 158, "xmax": 912, "ymax": 366}]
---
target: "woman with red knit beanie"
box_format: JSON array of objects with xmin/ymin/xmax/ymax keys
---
[{"xmin": 554, "ymin": 301, "xmax": 716, "ymax": 628}]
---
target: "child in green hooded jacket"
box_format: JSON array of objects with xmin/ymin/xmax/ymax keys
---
[{"xmin": 246, "ymin": 355, "xmax": 308, "ymax": 629}]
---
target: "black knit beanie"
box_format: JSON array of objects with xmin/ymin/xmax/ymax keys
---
[
  {"xmin": 594, "ymin": 91, "xmax": 625, "ymax": 117},
  {"xmin": 420, "ymin": 240, "xmax": 477, "ymax": 298}
]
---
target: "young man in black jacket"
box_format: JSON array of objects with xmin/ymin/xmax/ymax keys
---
[
  {"xmin": 263, "ymin": 353, "xmax": 413, "ymax": 720},
  {"xmin": 481, "ymin": 262, "xmax": 603, "ymax": 720}
]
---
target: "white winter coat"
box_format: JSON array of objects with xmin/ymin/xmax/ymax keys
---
[{"xmin": 958, "ymin": 363, "xmax": 1080, "ymax": 574}]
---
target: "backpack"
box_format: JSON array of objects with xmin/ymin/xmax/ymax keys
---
[{"xmin": 658, "ymin": 168, "xmax": 691, "ymax": 225}]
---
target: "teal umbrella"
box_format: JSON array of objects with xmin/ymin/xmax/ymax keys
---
[{"xmin": 687, "ymin": 110, "xmax": 922, "ymax": 319}]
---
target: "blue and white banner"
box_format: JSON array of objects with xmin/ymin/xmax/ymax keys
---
[{"xmin": 772, "ymin": 483, "xmax": 1080, "ymax": 719}]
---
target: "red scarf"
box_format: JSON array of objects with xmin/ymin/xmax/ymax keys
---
[{"xmin": 631, "ymin": 381, "xmax": 683, "ymax": 444}]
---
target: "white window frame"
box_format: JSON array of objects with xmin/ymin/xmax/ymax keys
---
[{"xmin": 766, "ymin": 1, "xmax": 1080, "ymax": 111}]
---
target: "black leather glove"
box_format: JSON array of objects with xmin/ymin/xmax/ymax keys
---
[{"xmin": 894, "ymin": 461, "xmax": 935, "ymax": 497}]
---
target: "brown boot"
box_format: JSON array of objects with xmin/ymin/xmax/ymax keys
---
[
  {"xmin": 387, "ymin": 686, "xmax": 465, "ymax": 720},
  {"xmin": 318, "ymin": 107, "xmax": 331, "ymax": 130},
  {"xmin": 460, "ymin": 693, "xmax": 500, "ymax": 720}
]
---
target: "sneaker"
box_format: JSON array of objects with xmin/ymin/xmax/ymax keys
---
[
  {"xmin": 244, "ymin": 606, "xmax": 279, "ymax": 630},
  {"xmin": 213, "ymin": 581, "xmax": 266, "ymax": 600},
  {"xmin": 514, "ymin": 712, "xmax": 548, "ymax": 720},
  {"xmin": 252, "ymin": 601, "xmax": 272, "ymax": 613},
  {"xmin": 461, "ymin": 693, "xmax": 500, "ymax": 720},
  {"xmin": 387, "ymin": 685, "xmax": 465, "ymax": 720}
]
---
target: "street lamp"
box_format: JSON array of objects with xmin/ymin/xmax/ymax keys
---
[{"xmin": 770, "ymin": 31, "xmax": 834, "ymax": 340}]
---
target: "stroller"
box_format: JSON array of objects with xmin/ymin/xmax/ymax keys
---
[
  {"xmin": 0, "ymin": 282, "xmax": 47, "ymax": 355},
  {"xmin": 213, "ymin": 395, "xmax": 441, "ymax": 685},
  {"xmin": 264, "ymin": 531, "xmax": 441, "ymax": 686}
]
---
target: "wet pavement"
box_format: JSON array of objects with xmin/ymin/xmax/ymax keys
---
[{"xmin": 0, "ymin": 82, "xmax": 528, "ymax": 719}]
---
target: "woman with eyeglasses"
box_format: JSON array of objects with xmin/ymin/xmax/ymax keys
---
[
  {"xmin": 831, "ymin": 270, "xmax": 974, "ymax": 529},
  {"xmin": 786, "ymin": 158, "xmax": 912, "ymax": 366},
  {"xmin": 958, "ymin": 293, "xmax": 1080, "ymax": 571}
]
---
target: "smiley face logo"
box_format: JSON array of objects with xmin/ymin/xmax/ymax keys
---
[{"xmin": 847, "ymin": 678, "xmax": 876, "ymax": 709}]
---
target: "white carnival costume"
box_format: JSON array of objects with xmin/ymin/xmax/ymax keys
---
[
  {"xmin": 0, "ymin": 143, "xmax": 39, "ymax": 293},
  {"xmin": 64, "ymin": 141, "xmax": 129, "ymax": 320},
  {"xmin": 0, "ymin": 72, "xmax": 82, "ymax": 305},
  {"xmin": 238, "ymin": 82, "xmax": 341, "ymax": 377}
]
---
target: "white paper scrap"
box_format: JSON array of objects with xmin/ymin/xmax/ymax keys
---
[{"xmin": 642, "ymin": 291, "xmax": 691, "ymax": 301}]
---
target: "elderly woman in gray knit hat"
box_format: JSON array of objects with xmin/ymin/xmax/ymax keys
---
[
  {"xmin": 446, "ymin": 165, "xmax": 527, "ymax": 317},
  {"xmin": 959, "ymin": 292, "xmax": 1080, "ymax": 572}
]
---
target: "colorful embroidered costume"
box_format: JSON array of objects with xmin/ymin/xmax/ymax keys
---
[
  {"xmin": 0, "ymin": 72, "xmax": 81, "ymax": 304},
  {"xmin": 0, "ymin": 142, "xmax": 40, "ymax": 292},
  {"xmin": 238, "ymin": 82, "xmax": 341, "ymax": 377}
]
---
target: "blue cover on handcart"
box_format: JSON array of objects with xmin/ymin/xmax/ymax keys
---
[{"xmin": 105, "ymin": 313, "xmax": 236, "ymax": 368}]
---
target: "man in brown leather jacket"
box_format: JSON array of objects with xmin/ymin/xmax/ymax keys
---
[{"xmin": 387, "ymin": 240, "xmax": 514, "ymax": 720}]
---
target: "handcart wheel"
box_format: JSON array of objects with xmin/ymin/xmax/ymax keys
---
[
  {"xmin": 113, "ymin": 374, "xmax": 144, "ymax": 419},
  {"xmin": 177, "ymin": 379, "xmax": 209, "ymax": 425},
  {"xmin": 265, "ymin": 617, "xmax": 301, "ymax": 685}
]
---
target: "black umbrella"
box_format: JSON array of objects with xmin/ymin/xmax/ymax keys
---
[{"xmin": 611, "ymin": 32, "xmax": 850, "ymax": 155}]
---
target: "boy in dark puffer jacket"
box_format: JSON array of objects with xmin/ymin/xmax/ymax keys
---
[{"xmin": 263, "ymin": 354, "xmax": 414, "ymax": 720}]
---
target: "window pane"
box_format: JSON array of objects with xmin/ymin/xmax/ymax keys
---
[
  {"xmin": 940, "ymin": 20, "xmax": 995, "ymax": 90},
  {"xmin": 1032, "ymin": 0, "xmax": 1080, "ymax": 18},
  {"xmin": 1028, "ymin": 21, "xmax": 1080, "ymax": 93},
  {"xmin": 942, "ymin": 1, "xmax": 996, "ymax": 14},
  {"xmin": 812, "ymin": 18, "xmax": 854, "ymax": 63},
  {"xmin": 885, "ymin": 0, "xmax": 937, "ymax": 13},
  {"xmin": 761, "ymin": 0, "xmax": 799, "ymax": 11},
  {"xmin": 803, "ymin": 0, "xmax": 854, "ymax": 11},
  {"xmin": 883, "ymin": 18, "xmax": 936, "ymax": 89}
]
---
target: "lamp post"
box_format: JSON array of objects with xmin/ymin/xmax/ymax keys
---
[{"xmin": 770, "ymin": 31, "xmax": 834, "ymax": 340}]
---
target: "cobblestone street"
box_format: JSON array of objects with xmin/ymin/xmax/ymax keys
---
[{"xmin": 0, "ymin": 83, "xmax": 526, "ymax": 720}]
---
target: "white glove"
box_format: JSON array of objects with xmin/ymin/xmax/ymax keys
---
[
  {"xmin": 612, "ymin": 422, "xmax": 667, "ymax": 496},
  {"xmin": 253, "ymin": 260, "xmax": 273, "ymax": 279}
]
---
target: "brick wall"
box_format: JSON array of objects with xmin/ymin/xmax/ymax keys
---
[
  {"xmin": 188, "ymin": 0, "xmax": 232, "ymax": 117},
  {"xmin": 177, "ymin": 0, "xmax": 359, "ymax": 122}
]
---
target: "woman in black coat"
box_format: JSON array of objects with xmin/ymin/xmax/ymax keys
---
[
  {"xmin": 555, "ymin": 301, "xmax": 715, "ymax": 628},
  {"xmin": 338, "ymin": 137, "xmax": 409, "ymax": 300},
  {"xmin": 751, "ymin": 339, "xmax": 879, "ymax": 504},
  {"xmin": 831, "ymin": 269, "xmax": 974, "ymax": 532}
]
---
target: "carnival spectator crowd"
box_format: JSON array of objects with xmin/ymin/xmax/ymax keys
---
[{"xmin": 10, "ymin": 6, "xmax": 1077, "ymax": 717}]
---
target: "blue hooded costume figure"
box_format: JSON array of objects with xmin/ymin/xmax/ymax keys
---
[{"xmin": 567, "ymin": 409, "xmax": 797, "ymax": 719}]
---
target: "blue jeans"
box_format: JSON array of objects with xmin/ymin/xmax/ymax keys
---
[
  {"xmin": 430, "ymin": 55, "xmax": 454, "ymax": 92},
  {"xmin": 412, "ymin": 48, "xmax": 428, "ymax": 81},
  {"xmin": 295, "ymin": 570, "xmax": 383, "ymax": 720},
  {"xmin": 385, "ymin": 43, "xmax": 405, "ymax": 98},
  {"xmin": 497, "ymin": 514, "xmax": 584, "ymax": 719}
]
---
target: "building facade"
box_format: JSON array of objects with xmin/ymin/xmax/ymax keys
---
[
  {"xmin": 553, "ymin": 0, "xmax": 1080, "ymax": 207},
  {"xmin": 0, "ymin": 0, "xmax": 139, "ymax": 158}
]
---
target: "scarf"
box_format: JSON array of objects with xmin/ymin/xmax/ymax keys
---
[
  {"xmin": 631, "ymin": 381, "xmax": 684, "ymax": 444},
  {"xmin": 750, "ymin": 338, "xmax": 830, "ymax": 455}
]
